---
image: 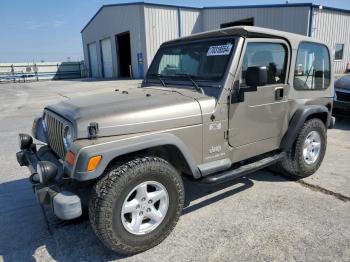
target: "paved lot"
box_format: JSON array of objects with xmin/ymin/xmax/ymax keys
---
[{"xmin": 0, "ymin": 79, "xmax": 349, "ymax": 262}]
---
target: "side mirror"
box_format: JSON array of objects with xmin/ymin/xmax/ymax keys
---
[
  {"xmin": 231, "ymin": 66, "xmax": 268, "ymax": 104},
  {"xmin": 245, "ymin": 66, "xmax": 268, "ymax": 87}
]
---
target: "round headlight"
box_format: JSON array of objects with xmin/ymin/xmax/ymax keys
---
[
  {"xmin": 63, "ymin": 126, "xmax": 73, "ymax": 150},
  {"xmin": 19, "ymin": 133, "xmax": 33, "ymax": 150},
  {"xmin": 37, "ymin": 161, "xmax": 58, "ymax": 185}
]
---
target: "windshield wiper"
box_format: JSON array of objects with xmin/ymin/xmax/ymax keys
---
[
  {"xmin": 175, "ymin": 73, "xmax": 204, "ymax": 94},
  {"xmin": 149, "ymin": 73, "xmax": 166, "ymax": 87}
]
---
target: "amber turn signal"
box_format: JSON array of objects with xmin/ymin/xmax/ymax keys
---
[
  {"xmin": 65, "ymin": 151, "xmax": 75, "ymax": 166},
  {"xmin": 87, "ymin": 155, "xmax": 102, "ymax": 171}
]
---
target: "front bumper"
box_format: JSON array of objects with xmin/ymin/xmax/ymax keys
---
[
  {"xmin": 16, "ymin": 136, "xmax": 82, "ymax": 220},
  {"xmin": 333, "ymin": 100, "xmax": 350, "ymax": 114}
]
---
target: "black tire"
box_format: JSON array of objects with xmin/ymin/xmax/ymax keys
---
[
  {"xmin": 89, "ymin": 156, "xmax": 184, "ymax": 255},
  {"xmin": 278, "ymin": 118, "xmax": 327, "ymax": 179}
]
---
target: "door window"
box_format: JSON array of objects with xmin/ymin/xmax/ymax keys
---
[
  {"xmin": 241, "ymin": 42, "xmax": 287, "ymax": 86},
  {"xmin": 294, "ymin": 42, "xmax": 330, "ymax": 90}
]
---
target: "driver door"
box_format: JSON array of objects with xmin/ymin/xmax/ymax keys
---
[{"xmin": 228, "ymin": 39, "xmax": 290, "ymax": 161}]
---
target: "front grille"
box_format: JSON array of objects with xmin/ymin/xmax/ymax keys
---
[
  {"xmin": 46, "ymin": 113, "xmax": 66, "ymax": 159},
  {"xmin": 336, "ymin": 91, "xmax": 350, "ymax": 102}
]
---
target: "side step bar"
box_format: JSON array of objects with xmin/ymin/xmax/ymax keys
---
[{"xmin": 200, "ymin": 152, "xmax": 286, "ymax": 185}]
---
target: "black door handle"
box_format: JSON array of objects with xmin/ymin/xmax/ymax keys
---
[{"xmin": 275, "ymin": 87, "xmax": 284, "ymax": 100}]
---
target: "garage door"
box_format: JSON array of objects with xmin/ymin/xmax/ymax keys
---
[
  {"xmin": 88, "ymin": 42, "xmax": 99, "ymax": 78},
  {"xmin": 100, "ymin": 38, "xmax": 114, "ymax": 78}
]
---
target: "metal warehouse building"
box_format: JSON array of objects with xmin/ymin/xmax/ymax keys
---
[{"xmin": 81, "ymin": 2, "xmax": 350, "ymax": 78}]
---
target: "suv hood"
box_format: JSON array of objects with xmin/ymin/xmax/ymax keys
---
[
  {"xmin": 46, "ymin": 87, "xmax": 215, "ymax": 138},
  {"xmin": 335, "ymin": 75, "xmax": 350, "ymax": 90}
]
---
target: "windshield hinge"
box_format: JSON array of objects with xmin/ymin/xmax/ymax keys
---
[
  {"xmin": 227, "ymin": 95, "xmax": 231, "ymax": 105},
  {"xmin": 88, "ymin": 122, "xmax": 99, "ymax": 139}
]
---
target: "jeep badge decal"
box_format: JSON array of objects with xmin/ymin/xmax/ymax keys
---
[
  {"xmin": 209, "ymin": 145, "xmax": 222, "ymax": 154},
  {"xmin": 209, "ymin": 122, "xmax": 222, "ymax": 131}
]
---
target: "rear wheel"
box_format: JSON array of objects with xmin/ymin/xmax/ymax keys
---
[
  {"xmin": 279, "ymin": 118, "xmax": 327, "ymax": 178},
  {"xmin": 89, "ymin": 157, "xmax": 184, "ymax": 255}
]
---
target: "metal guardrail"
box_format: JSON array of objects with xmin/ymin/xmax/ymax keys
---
[{"xmin": 0, "ymin": 62, "xmax": 88, "ymax": 83}]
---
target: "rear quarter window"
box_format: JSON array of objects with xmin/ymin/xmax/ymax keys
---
[{"xmin": 294, "ymin": 42, "xmax": 331, "ymax": 90}]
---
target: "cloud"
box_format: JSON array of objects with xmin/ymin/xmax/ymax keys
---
[
  {"xmin": 25, "ymin": 20, "xmax": 65, "ymax": 30},
  {"xmin": 25, "ymin": 21, "xmax": 45, "ymax": 30},
  {"xmin": 53, "ymin": 20, "xmax": 65, "ymax": 28}
]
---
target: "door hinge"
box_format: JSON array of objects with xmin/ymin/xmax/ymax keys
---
[
  {"xmin": 88, "ymin": 122, "xmax": 99, "ymax": 139},
  {"xmin": 224, "ymin": 130, "xmax": 229, "ymax": 140},
  {"xmin": 227, "ymin": 95, "xmax": 231, "ymax": 105}
]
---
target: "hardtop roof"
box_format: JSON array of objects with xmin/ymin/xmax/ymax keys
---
[{"xmin": 162, "ymin": 26, "xmax": 328, "ymax": 50}]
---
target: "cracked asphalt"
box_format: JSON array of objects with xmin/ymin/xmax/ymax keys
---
[{"xmin": 0, "ymin": 79, "xmax": 349, "ymax": 262}]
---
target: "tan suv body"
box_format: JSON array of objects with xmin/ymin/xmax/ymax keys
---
[{"xmin": 16, "ymin": 26, "xmax": 334, "ymax": 254}]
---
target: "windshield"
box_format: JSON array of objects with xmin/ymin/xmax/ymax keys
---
[{"xmin": 146, "ymin": 37, "xmax": 236, "ymax": 94}]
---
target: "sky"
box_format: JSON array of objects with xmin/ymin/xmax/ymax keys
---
[{"xmin": 1, "ymin": 0, "xmax": 350, "ymax": 63}]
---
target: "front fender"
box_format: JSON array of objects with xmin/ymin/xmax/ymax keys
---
[
  {"xmin": 280, "ymin": 105, "xmax": 329, "ymax": 151},
  {"xmin": 72, "ymin": 133, "xmax": 201, "ymax": 181}
]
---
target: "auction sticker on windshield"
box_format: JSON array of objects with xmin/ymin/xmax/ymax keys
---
[{"xmin": 207, "ymin": 44, "xmax": 233, "ymax": 56}]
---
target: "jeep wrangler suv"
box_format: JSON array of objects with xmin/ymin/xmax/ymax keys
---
[{"xmin": 16, "ymin": 26, "xmax": 334, "ymax": 254}]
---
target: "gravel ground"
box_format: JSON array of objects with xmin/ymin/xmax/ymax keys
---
[{"xmin": 0, "ymin": 79, "xmax": 349, "ymax": 262}]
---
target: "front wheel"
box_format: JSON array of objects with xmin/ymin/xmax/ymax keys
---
[
  {"xmin": 89, "ymin": 157, "xmax": 184, "ymax": 255},
  {"xmin": 279, "ymin": 118, "xmax": 327, "ymax": 178}
]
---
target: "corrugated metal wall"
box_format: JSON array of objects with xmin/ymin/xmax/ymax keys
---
[
  {"xmin": 313, "ymin": 8, "xmax": 350, "ymax": 73},
  {"xmin": 202, "ymin": 6, "xmax": 310, "ymax": 36},
  {"xmin": 143, "ymin": 6, "xmax": 202, "ymax": 68},
  {"xmin": 83, "ymin": 3, "xmax": 350, "ymax": 77},
  {"xmin": 180, "ymin": 9, "xmax": 202, "ymax": 36},
  {"xmin": 143, "ymin": 6, "xmax": 179, "ymax": 67},
  {"xmin": 82, "ymin": 4, "xmax": 203, "ymax": 78},
  {"xmin": 81, "ymin": 4, "xmax": 146, "ymax": 78}
]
